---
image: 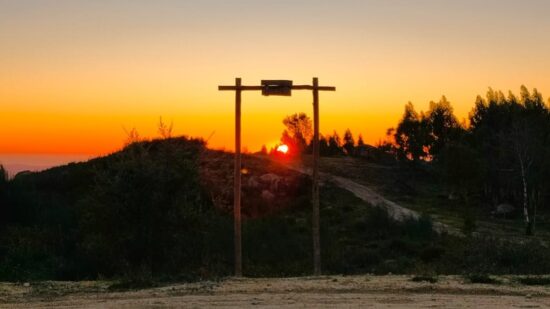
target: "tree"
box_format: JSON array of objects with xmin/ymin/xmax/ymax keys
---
[
  {"xmin": 357, "ymin": 134, "xmax": 365, "ymax": 148},
  {"xmin": 424, "ymin": 96, "xmax": 462, "ymax": 158},
  {"xmin": 0, "ymin": 164, "xmax": 7, "ymax": 226},
  {"xmin": 470, "ymin": 86, "xmax": 550, "ymax": 235},
  {"xmin": 327, "ymin": 131, "xmax": 343, "ymax": 156},
  {"xmin": 506, "ymin": 87, "xmax": 549, "ymax": 235},
  {"xmin": 393, "ymin": 102, "xmax": 428, "ymax": 161},
  {"xmin": 319, "ymin": 135, "xmax": 330, "ymax": 156},
  {"xmin": 282, "ymin": 113, "xmax": 313, "ymax": 154},
  {"xmin": 439, "ymin": 142, "xmax": 480, "ymax": 204},
  {"xmin": 280, "ymin": 130, "xmax": 296, "ymax": 154},
  {"xmin": 392, "ymin": 97, "xmax": 462, "ymax": 162},
  {"xmin": 260, "ymin": 144, "xmax": 268, "ymax": 155},
  {"xmin": 0, "ymin": 164, "xmax": 7, "ymax": 186},
  {"xmin": 342, "ymin": 129, "xmax": 355, "ymax": 156}
]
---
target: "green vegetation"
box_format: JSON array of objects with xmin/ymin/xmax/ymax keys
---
[
  {"xmin": 3, "ymin": 136, "xmax": 550, "ymax": 283},
  {"xmin": 465, "ymin": 273, "xmax": 501, "ymax": 284},
  {"xmin": 0, "ymin": 138, "xmax": 233, "ymax": 281},
  {"xmin": 411, "ymin": 275, "xmax": 438, "ymax": 283},
  {"xmin": 284, "ymin": 86, "xmax": 549, "ymax": 238},
  {"xmin": 385, "ymin": 86, "xmax": 550, "ymax": 236},
  {"xmin": 517, "ymin": 276, "xmax": 550, "ymax": 286}
]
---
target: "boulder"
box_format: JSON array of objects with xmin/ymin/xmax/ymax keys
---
[
  {"xmin": 491, "ymin": 203, "xmax": 515, "ymax": 218},
  {"xmin": 259, "ymin": 173, "xmax": 282, "ymax": 191},
  {"xmin": 495, "ymin": 203, "xmax": 515, "ymax": 215},
  {"xmin": 261, "ymin": 190, "xmax": 275, "ymax": 201},
  {"xmin": 247, "ymin": 176, "xmax": 260, "ymax": 188}
]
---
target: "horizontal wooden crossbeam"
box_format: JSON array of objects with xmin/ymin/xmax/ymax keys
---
[{"xmin": 218, "ymin": 85, "xmax": 336, "ymax": 91}]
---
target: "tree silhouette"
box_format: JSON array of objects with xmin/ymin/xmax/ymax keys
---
[
  {"xmin": 392, "ymin": 98, "xmax": 462, "ymax": 162},
  {"xmin": 357, "ymin": 134, "xmax": 365, "ymax": 148},
  {"xmin": 282, "ymin": 113, "xmax": 313, "ymax": 154},
  {"xmin": 0, "ymin": 165, "xmax": 7, "ymax": 185},
  {"xmin": 319, "ymin": 135, "xmax": 330, "ymax": 156},
  {"xmin": 343, "ymin": 129, "xmax": 355, "ymax": 156},
  {"xmin": 393, "ymin": 102, "xmax": 428, "ymax": 161},
  {"xmin": 327, "ymin": 131, "xmax": 343, "ymax": 156},
  {"xmin": 469, "ymin": 86, "xmax": 550, "ymax": 235},
  {"xmin": 424, "ymin": 96, "xmax": 463, "ymax": 158},
  {"xmin": 0, "ymin": 164, "xmax": 7, "ymax": 225},
  {"xmin": 260, "ymin": 144, "xmax": 268, "ymax": 155}
]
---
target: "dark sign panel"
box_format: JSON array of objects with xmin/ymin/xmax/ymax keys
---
[{"xmin": 261, "ymin": 80, "xmax": 293, "ymax": 96}]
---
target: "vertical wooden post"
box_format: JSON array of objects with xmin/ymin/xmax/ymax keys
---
[
  {"xmin": 234, "ymin": 77, "xmax": 242, "ymax": 277},
  {"xmin": 312, "ymin": 77, "xmax": 321, "ymax": 275}
]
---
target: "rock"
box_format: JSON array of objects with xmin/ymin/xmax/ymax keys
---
[
  {"xmin": 259, "ymin": 173, "xmax": 280, "ymax": 182},
  {"xmin": 491, "ymin": 203, "xmax": 515, "ymax": 218},
  {"xmin": 261, "ymin": 190, "xmax": 275, "ymax": 201},
  {"xmin": 23, "ymin": 282, "xmax": 30, "ymax": 287},
  {"xmin": 259, "ymin": 173, "xmax": 282, "ymax": 191},
  {"xmin": 448, "ymin": 192, "xmax": 459, "ymax": 200},
  {"xmin": 247, "ymin": 176, "xmax": 260, "ymax": 188},
  {"xmin": 495, "ymin": 203, "xmax": 515, "ymax": 215}
]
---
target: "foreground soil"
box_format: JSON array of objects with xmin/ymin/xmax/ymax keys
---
[{"xmin": 2, "ymin": 275, "xmax": 550, "ymax": 308}]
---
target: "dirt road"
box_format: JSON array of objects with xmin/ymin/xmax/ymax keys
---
[
  {"xmin": 2, "ymin": 275, "xmax": 549, "ymax": 308},
  {"xmin": 285, "ymin": 163, "xmax": 454, "ymax": 234}
]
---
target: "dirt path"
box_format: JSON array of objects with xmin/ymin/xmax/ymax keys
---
[
  {"xmin": 285, "ymin": 164, "xmax": 454, "ymax": 234},
  {"xmin": 2, "ymin": 275, "xmax": 549, "ymax": 308}
]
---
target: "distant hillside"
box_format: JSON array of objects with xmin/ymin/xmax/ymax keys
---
[{"xmin": 0, "ymin": 154, "xmax": 92, "ymax": 177}]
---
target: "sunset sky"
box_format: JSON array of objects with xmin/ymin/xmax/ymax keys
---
[{"xmin": 2, "ymin": 0, "xmax": 550, "ymax": 162}]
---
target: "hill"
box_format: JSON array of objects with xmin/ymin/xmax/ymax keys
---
[{"xmin": 1, "ymin": 137, "xmax": 550, "ymax": 284}]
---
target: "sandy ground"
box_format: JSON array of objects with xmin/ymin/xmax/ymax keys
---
[{"xmin": 2, "ymin": 275, "xmax": 550, "ymax": 308}]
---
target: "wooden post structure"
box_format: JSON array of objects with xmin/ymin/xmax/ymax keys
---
[
  {"xmin": 234, "ymin": 78, "xmax": 243, "ymax": 277},
  {"xmin": 311, "ymin": 77, "xmax": 321, "ymax": 275},
  {"xmin": 219, "ymin": 78, "xmax": 335, "ymax": 277}
]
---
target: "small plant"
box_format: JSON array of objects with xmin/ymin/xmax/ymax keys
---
[
  {"xmin": 158, "ymin": 117, "xmax": 173, "ymax": 139},
  {"xmin": 411, "ymin": 275, "xmax": 438, "ymax": 283},
  {"xmin": 466, "ymin": 273, "xmax": 500, "ymax": 284},
  {"xmin": 123, "ymin": 127, "xmax": 142, "ymax": 146},
  {"xmin": 461, "ymin": 207, "xmax": 477, "ymax": 236},
  {"xmin": 517, "ymin": 276, "xmax": 550, "ymax": 286},
  {"xmin": 108, "ymin": 278, "xmax": 157, "ymax": 291}
]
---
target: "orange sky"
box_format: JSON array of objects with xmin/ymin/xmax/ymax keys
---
[{"xmin": 1, "ymin": 1, "xmax": 549, "ymax": 156}]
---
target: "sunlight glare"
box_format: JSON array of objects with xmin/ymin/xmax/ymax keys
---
[{"xmin": 276, "ymin": 144, "xmax": 289, "ymax": 154}]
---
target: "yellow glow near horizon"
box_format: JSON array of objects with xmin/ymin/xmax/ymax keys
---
[{"xmin": 1, "ymin": 1, "xmax": 549, "ymax": 156}]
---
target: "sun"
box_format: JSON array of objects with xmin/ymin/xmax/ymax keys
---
[{"xmin": 276, "ymin": 144, "xmax": 289, "ymax": 154}]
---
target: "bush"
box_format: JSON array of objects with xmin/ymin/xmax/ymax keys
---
[
  {"xmin": 411, "ymin": 275, "xmax": 438, "ymax": 283},
  {"xmin": 0, "ymin": 227, "xmax": 58, "ymax": 281},
  {"xmin": 461, "ymin": 237, "xmax": 550, "ymax": 275},
  {"xmin": 461, "ymin": 207, "xmax": 477, "ymax": 236},
  {"xmin": 466, "ymin": 273, "xmax": 500, "ymax": 284},
  {"xmin": 77, "ymin": 139, "xmax": 232, "ymax": 278},
  {"xmin": 517, "ymin": 276, "xmax": 550, "ymax": 286}
]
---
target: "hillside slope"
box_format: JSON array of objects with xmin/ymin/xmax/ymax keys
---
[{"xmin": 2, "ymin": 137, "xmax": 550, "ymax": 282}]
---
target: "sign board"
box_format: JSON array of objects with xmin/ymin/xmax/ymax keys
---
[{"xmin": 261, "ymin": 80, "xmax": 292, "ymax": 96}]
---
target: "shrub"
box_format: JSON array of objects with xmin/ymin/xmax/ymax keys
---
[
  {"xmin": 517, "ymin": 276, "xmax": 550, "ymax": 286},
  {"xmin": 466, "ymin": 273, "xmax": 500, "ymax": 284},
  {"xmin": 411, "ymin": 275, "xmax": 438, "ymax": 283},
  {"xmin": 77, "ymin": 138, "xmax": 232, "ymax": 278}
]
